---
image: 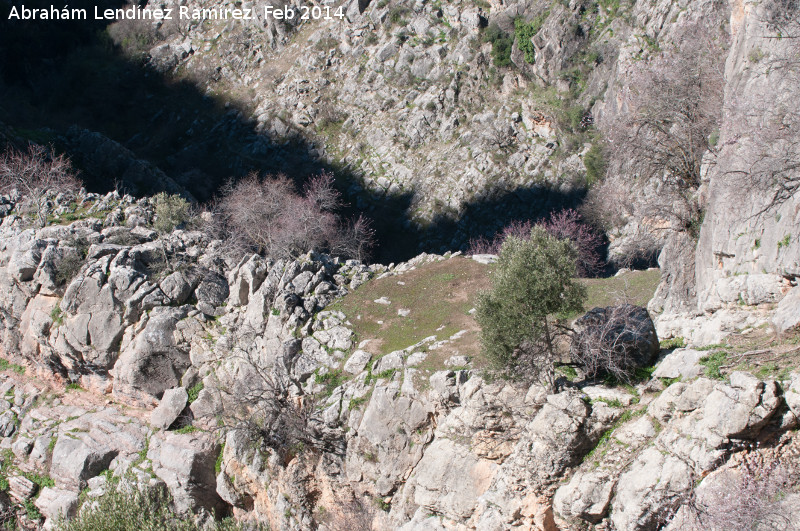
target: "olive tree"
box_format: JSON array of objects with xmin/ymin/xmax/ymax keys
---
[{"xmin": 476, "ymin": 226, "xmax": 586, "ymax": 390}]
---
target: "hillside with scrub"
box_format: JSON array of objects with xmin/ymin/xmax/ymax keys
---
[{"xmin": 0, "ymin": 0, "xmax": 798, "ymax": 529}]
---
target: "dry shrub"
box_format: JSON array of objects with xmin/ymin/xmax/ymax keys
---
[
  {"xmin": 468, "ymin": 209, "xmax": 603, "ymax": 276},
  {"xmin": 676, "ymin": 456, "xmax": 800, "ymax": 531},
  {"xmin": 213, "ymin": 171, "xmax": 374, "ymax": 261},
  {"xmin": 0, "ymin": 144, "xmax": 81, "ymax": 227},
  {"xmin": 569, "ymin": 304, "xmax": 658, "ymax": 383}
]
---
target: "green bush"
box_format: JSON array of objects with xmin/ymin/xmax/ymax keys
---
[
  {"xmin": 514, "ymin": 12, "xmax": 548, "ymax": 64},
  {"xmin": 583, "ymin": 142, "xmax": 607, "ymax": 185},
  {"xmin": 153, "ymin": 193, "xmax": 191, "ymax": 234},
  {"xmin": 187, "ymin": 381, "xmax": 204, "ymax": 404},
  {"xmin": 483, "ymin": 23, "xmax": 513, "ymax": 67},
  {"xmin": 476, "ymin": 227, "xmax": 586, "ymax": 389}
]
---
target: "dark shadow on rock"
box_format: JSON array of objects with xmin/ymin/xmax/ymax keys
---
[{"xmin": 0, "ymin": 0, "xmax": 593, "ymax": 264}]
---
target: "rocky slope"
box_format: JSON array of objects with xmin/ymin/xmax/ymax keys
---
[
  {"xmin": 0, "ymin": 0, "xmax": 798, "ymax": 529},
  {"xmin": 0, "ymin": 190, "xmax": 797, "ymax": 530}
]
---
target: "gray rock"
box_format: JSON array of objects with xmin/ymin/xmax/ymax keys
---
[
  {"xmin": 648, "ymin": 378, "xmax": 716, "ymax": 423},
  {"xmin": 470, "ymin": 254, "xmax": 497, "ymax": 264},
  {"xmin": 610, "ymin": 447, "xmax": 693, "ymax": 531},
  {"xmin": 150, "ymin": 387, "xmax": 189, "ymax": 430},
  {"xmin": 582, "ymin": 385, "xmax": 637, "ymax": 407},
  {"xmin": 699, "ymin": 371, "xmax": 781, "ymax": 439},
  {"xmin": 773, "ymin": 286, "xmax": 800, "ymax": 333},
  {"xmin": 35, "ymin": 487, "xmax": 79, "ymax": 522},
  {"xmin": 444, "ymin": 355, "xmax": 471, "ymax": 368},
  {"xmin": 8, "ymin": 236, "xmax": 47, "ymax": 282},
  {"xmin": 553, "ymin": 470, "xmax": 614, "ymax": 523},
  {"xmin": 325, "ymin": 326, "xmax": 354, "ymax": 351},
  {"xmin": 785, "ymin": 372, "xmax": 800, "ymax": 419},
  {"xmin": 346, "ymin": 384, "xmax": 432, "ymax": 496},
  {"xmin": 195, "ymin": 272, "xmax": 229, "ymax": 315},
  {"xmin": 0, "ymin": 410, "xmax": 16, "ymax": 438},
  {"xmin": 652, "ymin": 348, "xmax": 707, "ymax": 379},
  {"xmin": 112, "ymin": 306, "xmax": 192, "ymax": 400},
  {"xmin": 8, "ymin": 475, "xmax": 36, "ymax": 501},
  {"xmin": 86, "ymin": 310, "xmax": 124, "ymax": 353},
  {"xmin": 373, "ymin": 351, "xmax": 404, "ymax": 373},
  {"xmin": 148, "ymin": 431, "xmax": 226, "ymax": 515},
  {"xmin": 377, "ymin": 43, "xmax": 397, "ymax": 62},
  {"xmin": 159, "ymin": 272, "xmax": 192, "ymax": 305},
  {"xmin": 343, "ymin": 350, "xmax": 371, "ymax": 374},
  {"xmin": 51, "ymin": 437, "xmax": 116, "ymax": 491},
  {"xmin": 412, "ymin": 438, "xmax": 497, "ymax": 520}
]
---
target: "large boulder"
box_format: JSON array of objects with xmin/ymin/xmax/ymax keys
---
[
  {"xmin": 148, "ymin": 431, "xmax": 226, "ymax": 515},
  {"xmin": 610, "ymin": 447, "xmax": 693, "ymax": 531},
  {"xmin": 50, "ymin": 436, "xmax": 117, "ymax": 491},
  {"xmin": 411, "ymin": 438, "xmax": 497, "ymax": 521},
  {"xmin": 195, "ymin": 271, "xmax": 229, "ymax": 315},
  {"xmin": 571, "ymin": 304, "xmax": 659, "ymax": 377},
  {"xmin": 49, "ymin": 407, "xmax": 148, "ymax": 490},
  {"xmin": 35, "ymin": 487, "xmax": 79, "ymax": 523},
  {"xmin": 553, "ymin": 470, "xmax": 614, "ymax": 523},
  {"xmin": 111, "ymin": 306, "xmax": 192, "ymax": 401}
]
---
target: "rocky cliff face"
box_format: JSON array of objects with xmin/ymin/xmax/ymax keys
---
[
  {"xmin": 651, "ymin": 0, "xmax": 800, "ymax": 342},
  {"xmin": 0, "ymin": 192, "xmax": 798, "ymax": 530},
  {"xmin": 0, "ymin": 0, "xmax": 799, "ymax": 528}
]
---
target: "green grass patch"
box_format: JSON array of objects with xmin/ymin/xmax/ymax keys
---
[
  {"xmin": 174, "ymin": 425, "xmax": 199, "ymax": 434},
  {"xmin": 348, "ymin": 396, "xmax": 368, "ymax": 411},
  {"xmin": 187, "ymin": 381, "xmax": 204, "ymax": 404},
  {"xmin": 328, "ymin": 257, "xmax": 490, "ymax": 358},
  {"xmin": 697, "ymin": 343, "xmax": 728, "ymax": 351},
  {"xmin": 51, "ymin": 305, "xmax": 64, "ymax": 327},
  {"xmin": 699, "ymin": 351, "xmax": 728, "ymax": 379},
  {"xmin": 514, "ymin": 11, "xmax": 549, "ymax": 64},
  {"xmin": 22, "ymin": 470, "xmax": 55, "ymax": 489},
  {"xmin": 580, "ymin": 269, "xmax": 661, "ymax": 311},
  {"xmin": 660, "ymin": 337, "xmax": 686, "ymax": 349},
  {"xmin": 0, "ymin": 358, "xmax": 26, "ymax": 375},
  {"xmin": 583, "ymin": 407, "xmax": 644, "ymax": 464},
  {"xmin": 315, "ymin": 369, "xmax": 346, "ymax": 395},
  {"xmin": 215, "ymin": 443, "xmax": 225, "ymax": 475},
  {"xmin": 556, "ymin": 364, "xmax": 578, "ymax": 381},
  {"xmin": 592, "ymin": 397, "xmax": 623, "ymax": 408}
]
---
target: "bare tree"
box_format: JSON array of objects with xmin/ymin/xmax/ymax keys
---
[
  {"xmin": 0, "ymin": 145, "xmax": 82, "ymax": 228},
  {"xmin": 724, "ymin": 0, "xmax": 800, "ymax": 215},
  {"xmin": 542, "ymin": 209, "xmax": 603, "ymax": 277},
  {"xmin": 330, "ymin": 214, "xmax": 376, "ymax": 262},
  {"xmin": 676, "ymin": 457, "xmax": 800, "ymax": 530},
  {"xmin": 215, "ymin": 171, "xmax": 374, "ymax": 261},
  {"xmin": 467, "ymin": 210, "xmax": 603, "ymax": 276},
  {"xmin": 601, "ymin": 19, "xmax": 727, "ymax": 233},
  {"xmin": 211, "ymin": 329, "xmax": 328, "ymax": 463}
]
